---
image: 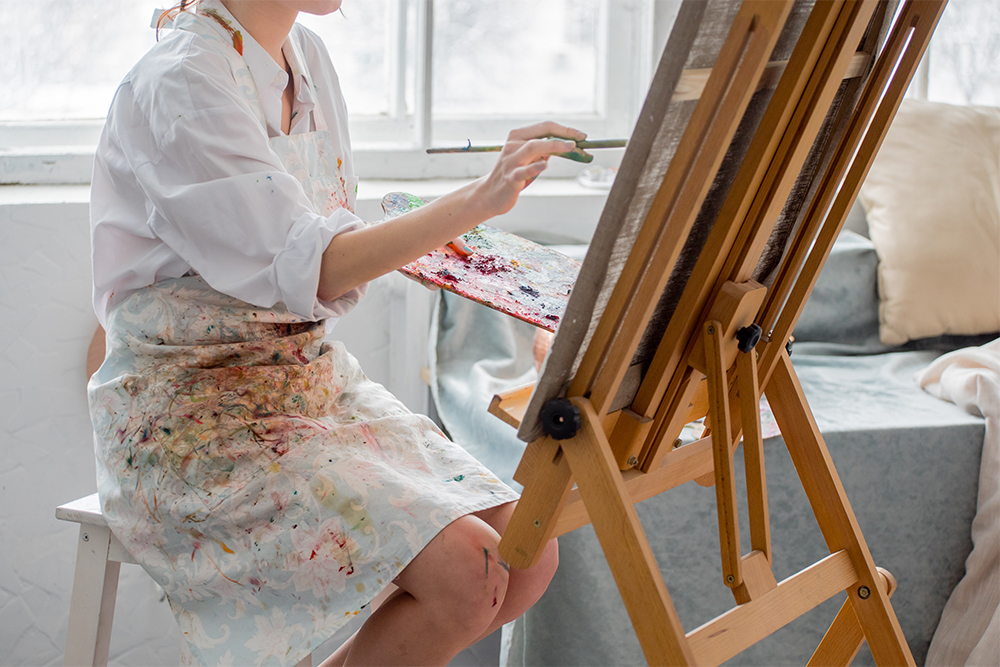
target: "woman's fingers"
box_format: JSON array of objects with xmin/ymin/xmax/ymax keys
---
[
  {"xmin": 511, "ymin": 160, "xmax": 548, "ymax": 187},
  {"xmin": 472, "ymin": 121, "xmax": 586, "ymax": 218},
  {"xmin": 511, "ymin": 138, "xmax": 578, "ymax": 164},
  {"xmin": 533, "ymin": 329, "xmax": 555, "ymax": 371},
  {"xmin": 508, "ymin": 121, "xmax": 587, "ymax": 143},
  {"xmin": 445, "ymin": 237, "xmax": 474, "ymax": 256}
]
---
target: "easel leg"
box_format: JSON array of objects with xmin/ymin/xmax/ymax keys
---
[
  {"xmin": 563, "ymin": 398, "xmax": 694, "ymax": 666},
  {"xmin": 704, "ymin": 322, "xmax": 743, "ymax": 591},
  {"xmin": 767, "ymin": 353, "xmax": 914, "ymax": 667},
  {"xmin": 808, "ymin": 568, "xmax": 898, "ymax": 667},
  {"xmin": 499, "ymin": 437, "xmax": 573, "ymax": 569}
]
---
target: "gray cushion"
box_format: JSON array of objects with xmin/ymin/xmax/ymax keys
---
[{"xmin": 794, "ymin": 230, "xmax": 881, "ymax": 346}]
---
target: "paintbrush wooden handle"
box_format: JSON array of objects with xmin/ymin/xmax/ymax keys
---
[
  {"xmin": 426, "ymin": 138, "xmax": 626, "ymax": 155},
  {"xmin": 576, "ymin": 139, "xmax": 628, "ymax": 149}
]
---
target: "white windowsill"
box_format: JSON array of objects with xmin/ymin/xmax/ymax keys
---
[{"xmin": 0, "ymin": 177, "xmax": 610, "ymax": 242}]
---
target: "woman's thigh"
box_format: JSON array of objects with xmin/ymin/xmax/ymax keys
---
[{"xmin": 471, "ymin": 501, "xmax": 517, "ymax": 536}]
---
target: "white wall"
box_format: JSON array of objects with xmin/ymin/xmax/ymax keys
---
[{"xmin": 0, "ymin": 181, "xmax": 604, "ymax": 665}]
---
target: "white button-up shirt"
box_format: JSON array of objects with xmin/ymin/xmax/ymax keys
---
[{"xmin": 91, "ymin": 0, "xmax": 365, "ymax": 326}]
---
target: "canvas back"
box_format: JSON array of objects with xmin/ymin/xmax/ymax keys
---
[{"xmin": 518, "ymin": 0, "xmax": 896, "ymax": 442}]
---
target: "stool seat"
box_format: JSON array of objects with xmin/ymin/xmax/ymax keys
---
[
  {"xmin": 57, "ymin": 493, "xmax": 313, "ymax": 666},
  {"xmin": 57, "ymin": 493, "xmax": 136, "ymax": 566}
]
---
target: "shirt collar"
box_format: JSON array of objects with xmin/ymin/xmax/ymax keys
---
[{"xmin": 198, "ymin": 0, "xmax": 292, "ymax": 136}]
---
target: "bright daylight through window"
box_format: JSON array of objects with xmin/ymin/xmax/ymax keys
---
[{"xmin": 0, "ymin": 0, "xmax": 997, "ymax": 184}]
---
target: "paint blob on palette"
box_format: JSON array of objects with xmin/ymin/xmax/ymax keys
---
[{"xmin": 379, "ymin": 192, "xmax": 582, "ymax": 332}]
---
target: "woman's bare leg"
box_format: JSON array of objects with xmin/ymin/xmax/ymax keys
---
[
  {"xmin": 320, "ymin": 502, "xmax": 557, "ymax": 667},
  {"xmin": 467, "ymin": 502, "xmax": 558, "ymax": 641},
  {"xmin": 319, "ymin": 585, "xmax": 400, "ymax": 667},
  {"xmin": 341, "ymin": 514, "xmax": 510, "ymax": 666}
]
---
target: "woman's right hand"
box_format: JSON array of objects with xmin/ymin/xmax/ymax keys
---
[
  {"xmin": 473, "ymin": 122, "xmax": 587, "ymax": 219},
  {"xmin": 319, "ymin": 122, "xmax": 586, "ymax": 302}
]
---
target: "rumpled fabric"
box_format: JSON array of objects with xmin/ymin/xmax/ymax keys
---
[{"xmin": 919, "ymin": 339, "xmax": 1000, "ymax": 667}]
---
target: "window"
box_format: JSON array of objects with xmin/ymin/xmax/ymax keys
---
[
  {"xmin": 906, "ymin": 0, "xmax": 1000, "ymax": 106},
  {"xmin": 7, "ymin": 1, "xmax": 994, "ymax": 186},
  {"xmin": 1, "ymin": 0, "xmax": 655, "ymax": 184}
]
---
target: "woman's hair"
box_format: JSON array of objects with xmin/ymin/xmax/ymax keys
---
[
  {"xmin": 155, "ymin": 0, "xmax": 244, "ymax": 55},
  {"xmin": 156, "ymin": 0, "xmax": 201, "ymax": 40}
]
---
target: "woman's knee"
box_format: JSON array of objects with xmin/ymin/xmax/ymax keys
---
[
  {"xmin": 397, "ymin": 515, "xmax": 509, "ymax": 633},
  {"xmin": 474, "ymin": 502, "xmax": 557, "ymax": 591}
]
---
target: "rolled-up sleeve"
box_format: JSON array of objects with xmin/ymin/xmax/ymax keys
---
[{"xmin": 123, "ymin": 45, "xmax": 366, "ymax": 320}]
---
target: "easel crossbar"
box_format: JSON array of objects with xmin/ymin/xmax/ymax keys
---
[{"xmin": 687, "ymin": 550, "xmax": 856, "ymax": 666}]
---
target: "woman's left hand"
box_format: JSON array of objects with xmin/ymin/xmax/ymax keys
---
[
  {"xmin": 533, "ymin": 329, "xmax": 555, "ymax": 372},
  {"xmin": 444, "ymin": 238, "xmax": 474, "ymax": 257}
]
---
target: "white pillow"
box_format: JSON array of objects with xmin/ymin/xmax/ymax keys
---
[{"xmin": 859, "ymin": 99, "xmax": 1000, "ymax": 345}]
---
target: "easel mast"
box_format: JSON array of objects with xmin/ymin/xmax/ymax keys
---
[{"xmin": 490, "ymin": 0, "xmax": 948, "ymax": 664}]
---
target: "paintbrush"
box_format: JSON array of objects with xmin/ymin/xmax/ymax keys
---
[{"xmin": 427, "ymin": 138, "xmax": 627, "ymax": 164}]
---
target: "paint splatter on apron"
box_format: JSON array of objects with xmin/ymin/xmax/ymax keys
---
[{"xmin": 88, "ymin": 11, "xmax": 517, "ymax": 666}]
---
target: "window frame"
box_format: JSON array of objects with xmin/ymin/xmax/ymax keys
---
[{"xmin": 0, "ymin": 0, "xmax": 657, "ymax": 185}]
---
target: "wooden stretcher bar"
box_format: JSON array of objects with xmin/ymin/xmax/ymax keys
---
[{"xmin": 674, "ymin": 51, "xmax": 871, "ymax": 102}]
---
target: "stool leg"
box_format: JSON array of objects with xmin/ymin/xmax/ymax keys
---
[{"xmin": 65, "ymin": 524, "xmax": 120, "ymax": 667}]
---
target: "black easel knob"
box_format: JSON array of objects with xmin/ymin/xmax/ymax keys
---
[
  {"xmin": 736, "ymin": 324, "xmax": 762, "ymax": 353},
  {"xmin": 540, "ymin": 398, "xmax": 582, "ymax": 440}
]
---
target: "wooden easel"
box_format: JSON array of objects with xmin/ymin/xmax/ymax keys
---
[{"xmin": 488, "ymin": 0, "xmax": 947, "ymax": 664}]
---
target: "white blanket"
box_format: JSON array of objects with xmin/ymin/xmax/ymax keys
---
[{"xmin": 918, "ymin": 339, "xmax": 1000, "ymax": 667}]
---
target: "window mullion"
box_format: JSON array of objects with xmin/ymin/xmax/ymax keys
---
[
  {"xmin": 388, "ymin": 0, "xmax": 408, "ymax": 119},
  {"xmin": 415, "ymin": 0, "xmax": 434, "ymax": 148},
  {"xmin": 603, "ymin": 0, "xmax": 644, "ymax": 138}
]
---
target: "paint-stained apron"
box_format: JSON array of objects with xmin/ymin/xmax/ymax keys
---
[{"xmin": 88, "ymin": 11, "xmax": 518, "ymax": 666}]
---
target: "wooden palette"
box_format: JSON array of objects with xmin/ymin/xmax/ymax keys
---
[{"xmin": 381, "ymin": 192, "xmax": 582, "ymax": 332}]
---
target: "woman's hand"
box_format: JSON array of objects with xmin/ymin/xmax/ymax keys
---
[
  {"xmin": 473, "ymin": 122, "xmax": 587, "ymax": 218},
  {"xmin": 319, "ymin": 121, "xmax": 585, "ymax": 302}
]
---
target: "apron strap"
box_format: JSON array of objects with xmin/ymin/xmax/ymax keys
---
[{"xmin": 284, "ymin": 34, "xmax": 328, "ymax": 133}]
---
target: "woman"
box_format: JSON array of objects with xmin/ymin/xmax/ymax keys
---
[{"xmin": 88, "ymin": 0, "xmax": 577, "ymax": 663}]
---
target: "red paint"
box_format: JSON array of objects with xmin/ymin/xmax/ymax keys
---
[
  {"xmin": 435, "ymin": 270, "xmax": 460, "ymax": 284},
  {"xmin": 382, "ymin": 195, "xmax": 581, "ymax": 332},
  {"xmin": 469, "ymin": 254, "xmax": 511, "ymax": 275}
]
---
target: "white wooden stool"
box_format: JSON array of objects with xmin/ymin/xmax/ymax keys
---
[{"xmin": 57, "ymin": 493, "xmax": 313, "ymax": 667}]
